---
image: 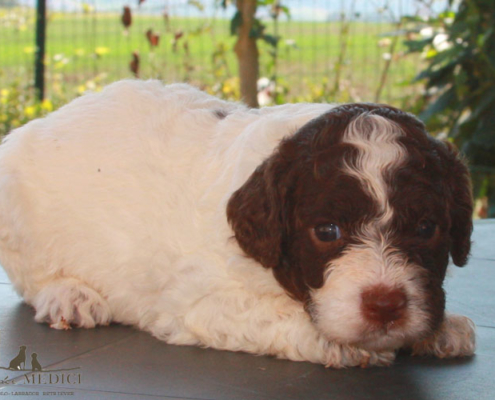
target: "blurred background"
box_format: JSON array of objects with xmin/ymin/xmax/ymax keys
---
[{"xmin": 0, "ymin": 0, "xmax": 494, "ymax": 217}]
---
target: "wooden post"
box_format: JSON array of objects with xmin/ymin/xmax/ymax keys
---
[
  {"xmin": 35, "ymin": 0, "xmax": 47, "ymax": 101},
  {"xmin": 234, "ymin": 0, "xmax": 259, "ymax": 108}
]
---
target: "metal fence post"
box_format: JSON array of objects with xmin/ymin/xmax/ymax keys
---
[{"xmin": 35, "ymin": 0, "xmax": 47, "ymax": 101}]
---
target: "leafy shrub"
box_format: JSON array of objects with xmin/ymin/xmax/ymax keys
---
[
  {"xmin": 405, "ymin": 0, "xmax": 495, "ymax": 217},
  {"xmin": 0, "ymin": 77, "xmax": 57, "ymax": 137}
]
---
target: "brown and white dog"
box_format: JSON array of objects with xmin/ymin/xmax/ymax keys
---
[{"xmin": 0, "ymin": 80, "xmax": 475, "ymax": 367}]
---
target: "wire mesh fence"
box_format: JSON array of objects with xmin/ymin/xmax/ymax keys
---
[{"xmin": 0, "ymin": 0, "xmax": 441, "ymax": 106}]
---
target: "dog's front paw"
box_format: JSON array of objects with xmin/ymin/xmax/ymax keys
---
[
  {"xmin": 412, "ymin": 313, "xmax": 476, "ymax": 359},
  {"xmin": 33, "ymin": 278, "xmax": 112, "ymax": 329},
  {"xmin": 325, "ymin": 344, "xmax": 396, "ymax": 368}
]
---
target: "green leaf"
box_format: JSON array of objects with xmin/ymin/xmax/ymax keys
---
[
  {"xmin": 452, "ymin": 115, "xmax": 477, "ymax": 140},
  {"xmin": 279, "ymin": 5, "xmax": 291, "ymax": 19},
  {"xmin": 439, "ymin": 10, "xmax": 456, "ymax": 20},
  {"xmin": 472, "ymin": 114, "xmax": 495, "ymax": 147},
  {"xmin": 404, "ymin": 38, "xmax": 432, "ymax": 53},
  {"xmin": 419, "ymin": 86, "xmax": 457, "ymax": 122},
  {"xmin": 414, "ymin": 62, "xmax": 456, "ymax": 89},
  {"xmin": 262, "ymin": 34, "xmax": 280, "ymax": 48},
  {"xmin": 426, "ymin": 49, "xmax": 438, "ymax": 59},
  {"xmin": 187, "ymin": 0, "xmax": 204, "ymax": 11},
  {"xmin": 401, "ymin": 15, "xmax": 426, "ymax": 23},
  {"xmin": 428, "ymin": 46, "xmax": 466, "ymax": 69},
  {"xmin": 468, "ymin": 86, "xmax": 495, "ymax": 121},
  {"xmin": 249, "ymin": 19, "xmax": 266, "ymax": 39},
  {"xmin": 230, "ymin": 11, "xmax": 242, "ymax": 36},
  {"xmin": 257, "ymin": 0, "xmax": 276, "ymax": 5},
  {"xmin": 448, "ymin": 21, "xmax": 469, "ymax": 38}
]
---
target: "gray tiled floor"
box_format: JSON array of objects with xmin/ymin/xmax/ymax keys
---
[{"xmin": 0, "ymin": 221, "xmax": 494, "ymax": 400}]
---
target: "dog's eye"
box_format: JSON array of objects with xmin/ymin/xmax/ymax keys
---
[
  {"xmin": 314, "ymin": 224, "xmax": 342, "ymax": 242},
  {"xmin": 417, "ymin": 220, "xmax": 437, "ymax": 239}
]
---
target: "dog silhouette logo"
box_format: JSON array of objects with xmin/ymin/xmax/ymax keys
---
[
  {"xmin": 2, "ymin": 344, "xmax": 79, "ymax": 372},
  {"xmin": 31, "ymin": 353, "xmax": 42, "ymax": 371},
  {"xmin": 8, "ymin": 346, "xmax": 27, "ymax": 370}
]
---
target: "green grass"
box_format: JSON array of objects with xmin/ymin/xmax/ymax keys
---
[{"xmin": 0, "ymin": 7, "xmax": 423, "ymax": 105}]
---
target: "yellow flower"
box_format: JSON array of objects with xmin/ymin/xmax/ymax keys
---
[
  {"xmin": 24, "ymin": 106, "xmax": 36, "ymax": 117},
  {"xmin": 94, "ymin": 47, "xmax": 110, "ymax": 56},
  {"xmin": 222, "ymin": 79, "xmax": 237, "ymax": 95},
  {"xmin": 1, "ymin": 89, "xmax": 9, "ymax": 97},
  {"xmin": 24, "ymin": 46, "xmax": 36, "ymax": 54},
  {"xmin": 425, "ymin": 49, "xmax": 438, "ymax": 59},
  {"xmin": 222, "ymin": 85, "xmax": 231, "ymax": 95},
  {"xmin": 41, "ymin": 99, "xmax": 53, "ymax": 112},
  {"xmin": 82, "ymin": 3, "xmax": 94, "ymax": 13}
]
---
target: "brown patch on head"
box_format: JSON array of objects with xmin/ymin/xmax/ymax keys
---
[
  {"xmin": 227, "ymin": 103, "xmax": 396, "ymax": 301},
  {"xmin": 227, "ymin": 102, "xmax": 472, "ymax": 306},
  {"xmin": 386, "ymin": 133, "xmax": 473, "ymax": 269}
]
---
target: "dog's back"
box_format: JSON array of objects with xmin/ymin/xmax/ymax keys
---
[{"xmin": 0, "ymin": 80, "xmax": 329, "ymax": 326}]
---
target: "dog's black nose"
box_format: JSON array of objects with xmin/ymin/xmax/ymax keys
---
[{"xmin": 361, "ymin": 286, "xmax": 407, "ymax": 325}]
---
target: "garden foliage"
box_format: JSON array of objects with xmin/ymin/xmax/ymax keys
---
[{"xmin": 405, "ymin": 0, "xmax": 495, "ymax": 216}]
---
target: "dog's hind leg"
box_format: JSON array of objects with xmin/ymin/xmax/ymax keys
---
[{"xmin": 31, "ymin": 277, "xmax": 112, "ymax": 329}]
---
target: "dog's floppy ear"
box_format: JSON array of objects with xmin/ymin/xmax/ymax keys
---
[
  {"xmin": 387, "ymin": 108, "xmax": 473, "ymax": 266},
  {"xmin": 446, "ymin": 142, "xmax": 473, "ymax": 267},
  {"xmin": 227, "ymin": 141, "xmax": 297, "ymax": 269},
  {"xmin": 434, "ymin": 140, "xmax": 473, "ymax": 267}
]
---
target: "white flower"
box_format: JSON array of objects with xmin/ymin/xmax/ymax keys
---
[
  {"xmin": 257, "ymin": 77, "xmax": 275, "ymax": 106},
  {"xmin": 257, "ymin": 77, "xmax": 272, "ymax": 91},
  {"xmin": 433, "ymin": 33, "xmax": 452, "ymax": 52},
  {"xmin": 420, "ymin": 27, "xmax": 434, "ymax": 38}
]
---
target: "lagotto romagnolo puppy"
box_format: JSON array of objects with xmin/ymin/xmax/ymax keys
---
[{"xmin": 0, "ymin": 80, "xmax": 475, "ymax": 367}]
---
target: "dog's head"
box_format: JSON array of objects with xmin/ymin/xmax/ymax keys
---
[{"xmin": 227, "ymin": 103, "xmax": 472, "ymax": 351}]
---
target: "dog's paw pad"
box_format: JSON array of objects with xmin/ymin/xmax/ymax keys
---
[{"xmin": 33, "ymin": 278, "xmax": 112, "ymax": 329}]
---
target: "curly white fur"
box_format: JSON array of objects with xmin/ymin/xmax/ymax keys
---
[{"xmin": 0, "ymin": 80, "xmax": 475, "ymax": 367}]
